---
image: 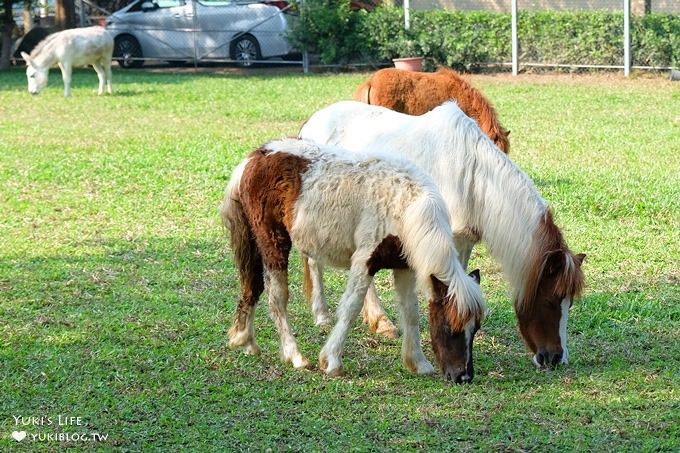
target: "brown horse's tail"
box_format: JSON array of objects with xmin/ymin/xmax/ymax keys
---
[
  {"xmin": 353, "ymin": 80, "xmax": 372, "ymax": 104},
  {"xmin": 302, "ymin": 255, "xmax": 313, "ymax": 306},
  {"xmin": 220, "ymin": 162, "xmax": 264, "ymax": 308}
]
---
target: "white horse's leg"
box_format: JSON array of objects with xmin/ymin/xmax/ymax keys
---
[
  {"xmin": 307, "ymin": 258, "xmax": 332, "ymax": 327},
  {"xmin": 58, "ymin": 62, "xmax": 72, "ymax": 97},
  {"xmin": 453, "ymin": 233, "xmax": 475, "ymax": 269},
  {"xmin": 92, "ymin": 62, "xmax": 106, "ymax": 95},
  {"xmin": 267, "ymin": 269, "xmax": 309, "ymax": 369},
  {"xmin": 393, "ymin": 269, "xmax": 435, "ymax": 375},
  {"xmin": 319, "ymin": 261, "xmax": 373, "ymax": 376},
  {"xmin": 361, "ymin": 282, "xmax": 398, "ymax": 338}
]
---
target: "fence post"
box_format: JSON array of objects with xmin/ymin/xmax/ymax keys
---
[
  {"xmin": 404, "ymin": 0, "xmax": 410, "ymax": 30},
  {"xmin": 511, "ymin": 0, "xmax": 518, "ymax": 76},
  {"xmin": 624, "ymin": 0, "xmax": 631, "ymax": 77}
]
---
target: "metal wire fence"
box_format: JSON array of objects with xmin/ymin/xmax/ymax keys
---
[{"xmin": 402, "ymin": 0, "xmax": 679, "ymax": 75}]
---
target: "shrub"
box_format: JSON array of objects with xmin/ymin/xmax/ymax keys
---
[{"xmin": 292, "ymin": 5, "xmax": 680, "ymax": 70}]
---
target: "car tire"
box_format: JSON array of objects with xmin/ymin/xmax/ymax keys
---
[
  {"xmin": 230, "ymin": 35, "xmax": 261, "ymax": 67},
  {"xmin": 114, "ymin": 35, "xmax": 144, "ymax": 69}
]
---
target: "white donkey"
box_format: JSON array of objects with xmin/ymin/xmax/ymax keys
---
[{"xmin": 21, "ymin": 26, "xmax": 114, "ymax": 97}]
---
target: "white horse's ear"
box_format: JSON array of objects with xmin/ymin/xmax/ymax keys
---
[{"xmin": 21, "ymin": 52, "xmax": 32, "ymax": 64}]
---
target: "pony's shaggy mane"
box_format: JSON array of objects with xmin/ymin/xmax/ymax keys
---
[{"xmin": 400, "ymin": 191, "xmax": 486, "ymax": 330}]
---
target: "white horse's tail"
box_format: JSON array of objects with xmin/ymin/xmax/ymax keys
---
[{"xmin": 401, "ymin": 193, "xmax": 486, "ymax": 329}]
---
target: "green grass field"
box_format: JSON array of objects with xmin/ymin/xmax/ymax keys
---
[{"xmin": 1, "ymin": 67, "xmax": 679, "ymax": 451}]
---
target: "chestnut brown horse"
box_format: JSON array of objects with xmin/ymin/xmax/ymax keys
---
[{"xmin": 354, "ymin": 67, "xmax": 510, "ymax": 153}]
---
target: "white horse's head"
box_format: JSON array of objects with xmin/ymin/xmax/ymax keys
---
[{"xmin": 21, "ymin": 52, "xmax": 49, "ymax": 95}]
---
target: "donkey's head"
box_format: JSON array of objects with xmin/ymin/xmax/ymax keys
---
[
  {"xmin": 21, "ymin": 52, "xmax": 49, "ymax": 95},
  {"xmin": 429, "ymin": 270, "xmax": 483, "ymax": 384}
]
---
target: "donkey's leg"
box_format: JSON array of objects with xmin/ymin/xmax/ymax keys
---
[
  {"xmin": 103, "ymin": 58, "xmax": 113, "ymax": 94},
  {"xmin": 267, "ymin": 268, "xmax": 309, "ymax": 369},
  {"xmin": 58, "ymin": 62, "xmax": 72, "ymax": 97},
  {"xmin": 319, "ymin": 259, "xmax": 373, "ymax": 376},
  {"xmin": 92, "ymin": 62, "xmax": 106, "ymax": 95},
  {"xmin": 306, "ymin": 257, "xmax": 332, "ymax": 327},
  {"xmin": 361, "ymin": 282, "xmax": 398, "ymax": 339},
  {"xmin": 394, "ymin": 269, "xmax": 435, "ymax": 375}
]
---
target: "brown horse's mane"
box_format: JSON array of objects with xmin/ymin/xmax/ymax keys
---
[
  {"xmin": 518, "ymin": 209, "xmax": 585, "ymax": 314},
  {"xmin": 433, "ymin": 67, "xmax": 510, "ymax": 153}
]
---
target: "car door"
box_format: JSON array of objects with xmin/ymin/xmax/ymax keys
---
[
  {"xmin": 192, "ymin": 0, "xmax": 240, "ymax": 59},
  {"xmin": 139, "ymin": 0, "xmax": 196, "ymax": 59}
]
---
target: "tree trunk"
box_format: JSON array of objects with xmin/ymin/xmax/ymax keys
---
[
  {"xmin": 644, "ymin": 0, "xmax": 651, "ymax": 14},
  {"xmin": 56, "ymin": 0, "xmax": 76, "ymax": 30},
  {"xmin": 23, "ymin": 0, "xmax": 34, "ymax": 33},
  {"xmin": 0, "ymin": 0, "xmax": 15, "ymax": 70}
]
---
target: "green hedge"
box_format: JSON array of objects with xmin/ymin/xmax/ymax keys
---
[{"xmin": 289, "ymin": 4, "xmax": 680, "ymax": 70}]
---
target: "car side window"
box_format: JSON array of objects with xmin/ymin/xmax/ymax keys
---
[
  {"xmin": 156, "ymin": 0, "xmax": 184, "ymax": 7},
  {"xmin": 198, "ymin": 0, "xmax": 234, "ymax": 6}
]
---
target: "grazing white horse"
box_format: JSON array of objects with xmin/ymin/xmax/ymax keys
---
[
  {"xmin": 21, "ymin": 26, "xmax": 114, "ymax": 97},
  {"xmin": 300, "ymin": 101, "xmax": 585, "ymax": 369}
]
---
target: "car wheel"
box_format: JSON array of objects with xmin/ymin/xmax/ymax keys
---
[
  {"xmin": 230, "ymin": 35, "xmax": 261, "ymax": 67},
  {"xmin": 114, "ymin": 35, "xmax": 144, "ymax": 69}
]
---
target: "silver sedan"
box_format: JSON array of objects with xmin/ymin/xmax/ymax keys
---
[{"xmin": 105, "ymin": 0, "xmax": 294, "ymax": 67}]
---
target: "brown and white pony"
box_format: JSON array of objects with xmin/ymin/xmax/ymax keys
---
[
  {"xmin": 354, "ymin": 67, "xmax": 510, "ymax": 153},
  {"xmin": 221, "ymin": 138, "xmax": 486, "ymax": 381},
  {"xmin": 299, "ymin": 101, "xmax": 586, "ymax": 368}
]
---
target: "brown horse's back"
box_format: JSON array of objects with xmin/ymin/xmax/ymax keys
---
[{"xmin": 354, "ymin": 67, "xmax": 510, "ymax": 153}]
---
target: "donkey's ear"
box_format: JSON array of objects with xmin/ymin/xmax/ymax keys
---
[
  {"xmin": 468, "ymin": 268, "xmax": 481, "ymax": 284},
  {"xmin": 21, "ymin": 52, "xmax": 31, "ymax": 64},
  {"xmin": 506, "ymin": 129, "xmax": 511, "ymax": 136},
  {"xmin": 575, "ymin": 253, "xmax": 586, "ymax": 265}
]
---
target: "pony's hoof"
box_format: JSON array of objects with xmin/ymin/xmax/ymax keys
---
[
  {"xmin": 318, "ymin": 353, "xmax": 328, "ymax": 371},
  {"xmin": 314, "ymin": 313, "xmax": 332, "ymax": 327},
  {"xmin": 416, "ymin": 362, "xmax": 436, "ymax": 375},
  {"xmin": 370, "ymin": 316, "xmax": 398, "ymax": 339},
  {"xmin": 375, "ymin": 320, "xmax": 399, "ymax": 339},
  {"xmin": 228, "ymin": 336, "xmax": 261, "ymax": 355},
  {"xmin": 292, "ymin": 356, "xmax": 310, "ymax": 370},
  {"xmin": 325, "ymin": 366, "xmax": 344, "ymax": 377},
  {"xmin": 243, "ymin": 343, "xmax": 261, "ymax": 356}
]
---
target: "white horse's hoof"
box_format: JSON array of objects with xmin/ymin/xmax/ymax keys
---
[{"xmin": 314, "ymin": 313, "xmax": 333, "ymax": 327}]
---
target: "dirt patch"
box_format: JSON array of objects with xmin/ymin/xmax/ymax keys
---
[{"xmin": 469, "ymin": 71, "xmax": 675, "ymax": 88}]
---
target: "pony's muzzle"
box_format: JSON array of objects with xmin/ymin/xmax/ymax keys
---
[
  {"xmin": 445, "ymin": 367, "xmax": 473, "ymax": 384},
  {"xmin": 533, "ymin": 348, "xmax": 563, "ymax": 369}
]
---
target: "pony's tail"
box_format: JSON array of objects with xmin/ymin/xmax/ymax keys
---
[
  {"xmin": 401, "ymin": 192, "xmax": 486, "ymax": 330},
  {"xmin": 302, "ymin": 255, "xmax": 313, "ymax": 306},
  {"xmin": 220, "ymin": 160, "xmax": 264, "ymax": 307},
  {"xmin": 353, "ymin": 80, "xmax": 371, "ymax": 104}
]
